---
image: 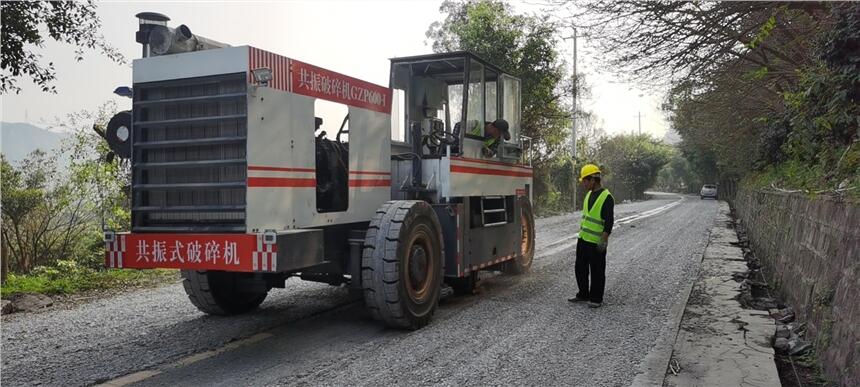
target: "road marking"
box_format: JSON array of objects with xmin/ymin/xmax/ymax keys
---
[
  {"xmin": 175, "ymin": 332, "xmax": 273, "ymax": 367},
  {"xmin": 96, "ymin": 332, "xmax": 274, "ymax": 387},
  {"xmin": 95, "ymin": 370, "xmax": 162, "ymax": 387},
  {"xmin": 537, "ymin": 197, "xmax": 684, "ymax": 258}
]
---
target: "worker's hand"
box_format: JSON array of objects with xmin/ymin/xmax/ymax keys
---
[{"xmin": 597, "ymin": 232, "xmax": 609, "ymax": 252}]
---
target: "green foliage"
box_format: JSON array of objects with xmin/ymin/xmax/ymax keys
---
[
  {"xmin": 534, "ymin": 156, "xmax": 576, "ymax": 215},
  {"xmin": 747, "ymin": 14, "xmax": 777, "ymax": 49},
  {"xmin": 594, "ymin": 134, "xmax": 673, "ymax": 201},
  {"xmin": 1, "ymin": 265, "xmax": 177, "ymax": 297},
  {"xmin": 0, "ymin": 0, "xmax": 124, "ymax": 93},
  {"xmin": 0, "ymin": 150, "xmax": 89, "ymax": 274},
  {"xmin": 655, "ymin": 150, "xmax": 704, "ymax": 193},
  {"xmin": 748, "ymin": 3, "xmax": 860, "ymax": 195},
  {"xmin": 1, "ymin": 102, "xmax": 130, "ymax": 278},
  {"xmin": 655, "ymin": 2, "xmax": 859, "ymax": 198},
  {"xmin": 747, "ymin": 159, "xmax": 825, "ymax": 191}
]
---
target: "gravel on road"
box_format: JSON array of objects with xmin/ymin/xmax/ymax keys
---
[{"xmin": 1, "ymin": 193, "xmax": 716, "ymax": 387}]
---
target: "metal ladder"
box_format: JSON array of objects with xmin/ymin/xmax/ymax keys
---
[{"xmin": 481, "ymin": 196, "xmax": 507, "ymax": 227}]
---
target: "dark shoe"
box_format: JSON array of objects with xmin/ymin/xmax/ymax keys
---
[
  {"xmin": 568, "ymin": 296, "xmax": 589, "ymax": 303},
  {"xmin": 588, "ymin": 302, "xmax": 602, "ymax": 308}
]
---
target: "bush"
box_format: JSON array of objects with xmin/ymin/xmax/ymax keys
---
[{"xmin": 1, "ymin": 263, "xmax": 177, "ymax": 298}]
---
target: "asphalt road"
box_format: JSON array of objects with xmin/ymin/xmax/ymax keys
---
[{"xmin": 1, "ymin": 193, "xmax": 719, "ymax": 387}]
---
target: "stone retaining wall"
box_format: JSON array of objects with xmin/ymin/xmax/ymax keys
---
[{"xmin": 733, "ymin": 189, "xmax": 860, "ymax": 386}]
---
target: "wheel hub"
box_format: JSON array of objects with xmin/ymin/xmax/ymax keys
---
[
  {"xmin": 404, "ymin": 231, "xmax": 434, "ymax": 301},
  {"xmin": 409, "ymin": 245, "xmax": 428, "ymax": 287}
]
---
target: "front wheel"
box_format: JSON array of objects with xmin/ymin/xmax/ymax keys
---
[
  {"xmin": 181, "ymin": 270, "xmax": 268, "ymax": 315},
  {"xmin": 503, "ymin": 196, "xmax": 535, "ymax": 274},
  {"xmin": 362, "ymin": 201, "xmax": 444, "ymax": 330}
]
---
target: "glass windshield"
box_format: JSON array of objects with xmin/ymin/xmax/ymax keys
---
[
  {"xmin": 486, "ymin": 69, "xmax": 498, "ymax": 122},
  {"xmin": 391, "ymin": 89, "xmax": 406, "ymax": 142},
  {"xmin": 501, "ymin": 75, "xmax": 521, "ymax": 141},
  {"xmin": 448, "ymin": 84, "xmax": 463, "ymax": 129},
  {"xmin": 465, "ymin": 60, "xmax": 484, "ymax": 136}
]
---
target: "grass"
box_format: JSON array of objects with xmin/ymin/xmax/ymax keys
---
[
  {"xmin": 746, "ymin": 152, "xmax": 860, "ymax": 201},
  {"xmin": 1, "ymin": 268, "xmax": 178, "ymax": 298}
]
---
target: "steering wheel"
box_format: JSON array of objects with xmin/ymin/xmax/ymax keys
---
[{"xmin": 426, "ymin": 130, "xmax": 458, "ymax": 147}]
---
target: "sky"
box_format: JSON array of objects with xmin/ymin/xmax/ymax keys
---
[{"xmin": 0, "ymin": 0, "xmax": 669, "ymax": 138}]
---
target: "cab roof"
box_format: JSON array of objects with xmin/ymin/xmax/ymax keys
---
[{"xmin": 389, "ymin": 51, "xmax": 517, "ymax": 81}]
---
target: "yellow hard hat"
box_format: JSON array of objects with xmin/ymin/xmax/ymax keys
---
[{"xmin": 579, "ymin": 164, "xmax": 601, "ymax": 182}]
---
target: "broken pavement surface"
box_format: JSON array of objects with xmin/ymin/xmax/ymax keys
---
[{"xmin": 664, "ymin": 202, "xmax": 780, "ymax": 387}]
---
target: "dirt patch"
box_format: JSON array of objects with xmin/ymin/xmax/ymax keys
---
[{"xmin": 775, "ymin": 353, "xmax": 834, "ymax": 387}]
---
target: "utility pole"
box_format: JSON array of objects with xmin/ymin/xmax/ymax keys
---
[
  {"xmin": 570, "ymin": 27, "xmax": 578, "ymax": 211},
  {"xmin": 634, "ymin": 111, "xmax": 645, "ymax": 135}
]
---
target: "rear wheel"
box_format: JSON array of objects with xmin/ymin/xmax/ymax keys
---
[
  {"xmin": 181, "ymin": 270, "xmax": 268, "ymax": 315},
  {"xmin": 362, "ymin": 201, "xmax": 443, "ymax": 329},
  {"xmin": 503, "ymin": 196, "xmax": 535, "ymax": 274}
]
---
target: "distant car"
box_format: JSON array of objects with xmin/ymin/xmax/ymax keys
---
[{"xmin": 700, "ymin": 184, "xmax": 718, "ymax": 199}]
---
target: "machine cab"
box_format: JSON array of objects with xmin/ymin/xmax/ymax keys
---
[{"xmin": 389, "ymin": 52, "xmax": 527, "ymax": 163}]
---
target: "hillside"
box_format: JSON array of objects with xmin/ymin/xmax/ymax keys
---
[{"xmin": 1, "ymin": 122, "xmax": 68, "ymax": 164}]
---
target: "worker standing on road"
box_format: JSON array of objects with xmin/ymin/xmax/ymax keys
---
[{"xmin": 569, "ymin": 164, "xmax": 614, "ymax": 308}]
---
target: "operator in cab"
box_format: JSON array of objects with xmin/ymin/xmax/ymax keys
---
[{"xmin": 468, "ymin": 119, "xmax": 511, "ymax": 157}]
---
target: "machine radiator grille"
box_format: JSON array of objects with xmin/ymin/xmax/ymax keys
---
[{"xmin": 132, "ymin": 73, "xmax": 248, "ymax": 232}]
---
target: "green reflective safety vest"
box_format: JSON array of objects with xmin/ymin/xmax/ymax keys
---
[
  {"xmin": 580, "ymin": 189, "xmax": 612, "ymax": 244},
  {"xmin": 467, "ymin": 120, "xmax": 497, "ymax": 148}
]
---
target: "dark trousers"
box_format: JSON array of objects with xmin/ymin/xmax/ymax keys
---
[{"xmin": 575, "ymin": 238, "xmax": 606, "ymax": 303}]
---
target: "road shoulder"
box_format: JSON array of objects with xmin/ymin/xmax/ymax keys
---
[{"xmin": 662, "ymin": 202, "xmax": 779, "ymax": 386}]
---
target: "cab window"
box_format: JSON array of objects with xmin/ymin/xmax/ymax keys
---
[{"xmin": 501, "ymin": 74, "xmax": 521, "ymax": 141}]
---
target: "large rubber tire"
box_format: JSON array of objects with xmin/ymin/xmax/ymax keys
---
[
  {"xmin": 181, "ymin": 270, "xmax": 268, "ymax": 315},
  {"xmin": 503, "ymin": 196, "xmax": 535, "ymax": 275},
  {"xmin": 362, "ymin": 201, "xmax": 444, "ymax": 330}
]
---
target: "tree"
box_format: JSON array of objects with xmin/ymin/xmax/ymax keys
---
[
  {"xmin": 655, "ymin": 150, "xmax": 703, "ymax": 193},
  {"xmin": 0, "ymin": 150, "xmax": 87, "ymax": 274},
  {"xmin": 1, "ymin": 0, "xmax": 124, "ymax": 94},
  {"xmin": 427, "ymin": 0, "xmax": 578, "ymax": 211},
  {"xmin": 560, "ymin": 1, "xmax": 828, "ymax": 91},
  {"xmin": 594, "ymin": 134, "xmax": 672, "ymax": 201},
  {"xmin": 0, "ymin": 102, "xmax": 129, "ymax": 279},
  {"xmin": 557, "ymin": 1, "xmax": 857, "ymax": 195}
]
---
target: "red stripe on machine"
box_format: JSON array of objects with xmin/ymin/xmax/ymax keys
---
[
  {"xmin": 248, "ymin": 177, "xmax": 316, "ymax": 187},
  {"xmin": 248, "ymin": 165, "xmax": 316, "ymax": 173},
  {"xmin": 349, "ymin": 179, "xmax": 391, "ymax": 187},
  {"xmin": 451, "ymin": 156, "xmax": 532, "ymax": 171},
  {"xmin": 450, "ymin": 165, "xmax": 533, "ymax": 178},
  {"xmin": 349, "ymin": 171, "xmax": 390, "ymax": 176},
  {"xmin": 248, "ymin": 47, "xmax": 291, "ymax": 92}
]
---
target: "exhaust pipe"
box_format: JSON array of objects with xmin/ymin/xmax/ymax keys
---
[
  {"xmin": 148, "ymin": 24, "xmax": 230, "ymax": 56},
  {"xmin": 135, "ymin": 12, "xmax": 229, "ymax": 57}
]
